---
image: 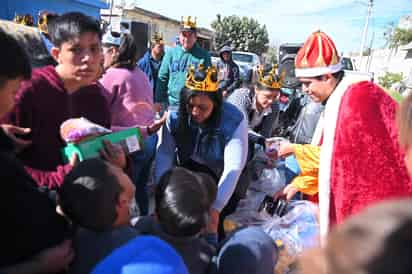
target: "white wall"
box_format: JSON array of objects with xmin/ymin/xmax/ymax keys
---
[{"xmin": 352, "ymin": 48, "xmax": 412, "ymax": 81}]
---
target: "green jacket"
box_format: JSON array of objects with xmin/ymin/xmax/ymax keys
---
[{"xmin": 155, "ymin": 43, "xmax": 211, "ymax": 106}]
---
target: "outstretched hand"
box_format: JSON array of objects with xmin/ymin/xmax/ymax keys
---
[
  {"xmin": 147, "ymin": 111, "xmax": 167, "ymax": 135},
  {"xmin": 100, "ymin": 140, "xmax": 127, "ymax": 169},
  {"xmin": 33, "ymin": 239, "xmax": 74, "ymax": 273},
  {"xmin": 1, "ymin": 124, "xmax": 32, "ymax": 153}
]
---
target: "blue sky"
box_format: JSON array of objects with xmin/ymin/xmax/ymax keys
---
[{"xmin": 123, "ymin": 0, "xmax": 412, "ymax": 53}]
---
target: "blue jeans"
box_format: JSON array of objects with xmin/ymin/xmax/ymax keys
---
[{"xmin": 130, "ymin": 134, "xmax": 158, "ymax": 215}]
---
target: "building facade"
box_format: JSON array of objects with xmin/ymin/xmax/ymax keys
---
[{"xmin": 101, "ymin": 6, "xmax": 214, "ymax": 50}]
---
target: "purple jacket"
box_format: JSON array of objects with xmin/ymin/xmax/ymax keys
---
[{"xmin": 4, "ymin": 66, "xmax": 111, "ymax": 189}]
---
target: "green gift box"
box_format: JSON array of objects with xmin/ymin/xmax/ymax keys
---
[{"xmin": 62, "ymin": 127, "xmax": 143, "ymax": 163}]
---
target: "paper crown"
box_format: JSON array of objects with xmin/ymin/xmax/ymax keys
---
[
  {"xmin": 257, "ymin": 65, "xmax": 283, "ymax": 90},
  {"xmin": 151, "ymin": 32, "xmax": 164, "ymax": 44},
  {"xmin": 38, "ymin": 12, "xmax": 57, "ymax": 34},
  {"xmin": 185, "ymin": 64, "xmax": 218, "ymax": 92},
  {"xmin": 295, "ymin": 30, "xmax": 342, "ymax": 78},
  {"xmin": 13, "ymin": 14, "xmax": 34, "ymax": 26},
  {"xmin": 181, "ymin": 16, "xmax": 197, "ymax": 30}
]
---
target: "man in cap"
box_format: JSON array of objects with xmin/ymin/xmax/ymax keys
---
[
  {"xmin": 217, "ymin": 45, "xmax": 240, "ymax": 98},
  {"xmin": 155, "ymin": 16, "xmax": 211, "ymax": 109},
  {"xmin": 138, "ymin": 32, "xmax": 165, "ymax": 94},
  {"xmin": 277, "ymin": 31, "xmax": 412, "ymax": 238}
]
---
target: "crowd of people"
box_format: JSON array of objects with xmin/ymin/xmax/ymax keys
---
[{"xmin": 1, "ymin": 9, "xmax": 412, "ymax": 274}]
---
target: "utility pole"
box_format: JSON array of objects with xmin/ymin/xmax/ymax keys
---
[
  {"xmin": 358, "ymin": 0, "xmax": 373, "ymax": 71},
  {"xmin": 108, "ymin": 0, "xmax": 114, "ymax": 25},
  {"xmin": 366, "ymin": 31, "xmax": 375, "ymax": 72}
]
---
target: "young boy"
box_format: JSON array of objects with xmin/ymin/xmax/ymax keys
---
[
  {"xmin": 3, "ymin": 12, "xmax": 127, "ymax": 189},
  {"xmin": 58, "ymin": 158, "xmax": 139, "ymax": 274},
  {"xmin": 134, "ymin": 167, "xmax": 217, "ymax": 274},
  {"xmin": 0, "ymin": 29, "xmax": 73, "ymax": 274}
]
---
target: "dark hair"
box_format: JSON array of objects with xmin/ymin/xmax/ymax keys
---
[
  {"xmin": 155, "ymin": 167, "xmax": 217, "ymax": 237},
  {"xmin": 112, "ymin": 34, "xmax": 138, "ymax": 71},
  {"xmin": 49, "ymin": 12, "xmax": 102, "ymax": 47},
  {"xmin": 176, "ymin": 87, "xmax": 223, "ymax": 146},
  {"xmin": 0, "ymin": 30, "xmax": 31, "ymax": 89},
  {"xmin": 58, "ymin": 158, "xmax": 122, "ymax": 231},
  {"xmin": 312, "ymin": 70, "xmax": 344, "ymax": 82}
]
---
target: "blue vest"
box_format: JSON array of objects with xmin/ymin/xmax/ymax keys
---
[{"xmin": 169, "ymin": 102, "xmax": 244, "ymax": 177}]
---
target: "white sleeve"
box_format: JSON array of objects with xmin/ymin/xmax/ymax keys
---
[{"xmin": 212, "ymin": 118, "xmax": 248, "ymax": 211}]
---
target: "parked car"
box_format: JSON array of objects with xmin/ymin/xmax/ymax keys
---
[
  {"xmin": 210, "ymin": 51, "xmax": 220, "ymax": 67},
  {"xmin": 341, "ymin": 57, "xmax": 355, "ymax": 71},
  {"xmin": 231, "ymin": 51, "xmax": 261, "ymax": 82}
]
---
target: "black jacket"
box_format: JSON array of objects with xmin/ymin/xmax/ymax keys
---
[
  {"xmin": 0, "ymin": 128, "xmax": 70, "ymax": 267},
  {"xmin": 217, "ymin": 46, "xmax": 241, "ymax": 95}
]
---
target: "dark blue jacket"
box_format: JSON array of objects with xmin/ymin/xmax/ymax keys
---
[
  {"xmin": 169, "ymin": 102, "xmax": 243, "ymax": 178},
  {"xmin": 138, "ymin": 50, "xmax": 162, "ymax": 91}
]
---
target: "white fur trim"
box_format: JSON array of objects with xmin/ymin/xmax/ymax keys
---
[
  {"xmin": 295, "ymin": 63, "xmax": 343, "ymax": 78},
  {"xmin": 312, "ymin": 72, "xmax": 371, "ymax": 245}
]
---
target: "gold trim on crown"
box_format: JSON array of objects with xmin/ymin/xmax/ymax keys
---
[
  {"xmin": 151, "ymin": 32, "xmax": 164, "ymax": 44},
  {"xmin": 185, "ymin": 64, "xmax": 218, "ymax": 92},
  {"xmin": 257, "ymin": 65, "xmax": 283, "ymax": 90},
  {"xmin": 181, "ymin": 16, "xmax": 197, "ymax": 29},
  {"xmin": 38, "ymin": 13, "xmax": 49, "ymax": 34}
]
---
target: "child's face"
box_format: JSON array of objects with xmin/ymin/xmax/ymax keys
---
[
  {"xmin": 53, "ymin": 32, "xmax": 102, "ymax": 86},
  {"xmin": 0, "ymin": 78, "xmax": 22, "ymax": 117},
  {"xmin": 405, "ymin": 145, "xmax": 412, "ymax": 178}
]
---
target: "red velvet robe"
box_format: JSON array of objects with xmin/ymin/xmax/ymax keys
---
[{"xmin": 313, "ymin": 75, "xmax": 412, "ymax": 238}]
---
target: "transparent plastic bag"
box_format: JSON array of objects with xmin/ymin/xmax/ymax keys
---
[
  {"xmin": 263, "ymin": 200, "xmax": 319, "ymax": 252},
  {"xmin": 247, "ymin": 148, "xmax": 286, "ymax": 196},
  {"xmin": 249, "ymin": 167, "xmax": 286, "ymax": 196},
  {"xmin": 224, "ymin": 190, "xmax": 271, "ymax": 232},
  {"xmin": 262, "ymin": 200, "xmax": 319, "ymax": 274}
]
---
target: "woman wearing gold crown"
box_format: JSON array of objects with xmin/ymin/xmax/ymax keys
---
[
  {"xmin": 225, "ymin": 65, "xmax": 281, "ymax": 198},
  {"xmin": 155, "ymin": 64, "xmax": 248, "ymax": 234}
]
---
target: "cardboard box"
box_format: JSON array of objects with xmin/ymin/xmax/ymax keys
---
[{"xmin": 62, "ymin": 127, "xmax": 143, "ymax": 162}]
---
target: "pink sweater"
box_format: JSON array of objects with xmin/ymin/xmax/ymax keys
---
[{"xmin": 99, "ymin": 67, "xmax": 155, "ymax": 137}]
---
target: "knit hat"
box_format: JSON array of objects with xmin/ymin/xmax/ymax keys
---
[
  {"xmin": 295, "ymin": 31, "xmax": 342, "ymax": 78},
  {"xmin": 217, "ymin": 227, "xmax": 278, "ymax": 274},
  {"xmin": 91, "ymin": 236, "xmax": 189, "ymax": 274}
]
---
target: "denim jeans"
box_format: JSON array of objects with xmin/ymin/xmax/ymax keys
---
[{"xmin": 130, "ymin": 134, "xmax": 158, "ymax": 215}]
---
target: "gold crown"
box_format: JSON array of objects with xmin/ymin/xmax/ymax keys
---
[
  {"xmin": 14, "ymin": 14, "xmax": 34, "ymax": 26},
  {"xmin": 185, "ymin": 64, "xmax": 218, "ymax": 92},
  {"xmin": 38, "ymin": 13, "xmax": 49, "ymax": 34},
  {"xmin": 257, "ymin": 65, "xmax": 284, "ymax": 90},
  {"xmin": 151, "ymin": 32, "xmax": 164, "ymax": 44},
  {"xmin": 181, "ymin": 16, "xmax": 197, "ymax": 30}
]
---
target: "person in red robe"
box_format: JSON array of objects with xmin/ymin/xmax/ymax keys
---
[{"xmin": 278, "ymin": 30, "xmax": 412, "ymax": 239}]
